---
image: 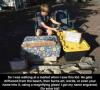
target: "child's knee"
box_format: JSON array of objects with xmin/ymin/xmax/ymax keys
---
[{"xmin": 36, "ymin": 29, "xmax": 42, "ymax": 36}]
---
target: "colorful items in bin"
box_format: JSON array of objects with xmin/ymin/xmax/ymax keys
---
[
  {"xmin": 21, "ymin": 36, "xmax": 61, "ymax": 58},
  {"xmin": 23, "ymin": 36, "xmax": 57, "ymax": 42}
]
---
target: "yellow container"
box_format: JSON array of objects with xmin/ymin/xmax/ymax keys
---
[
  {"xmin": 57, "ymin": 30, "xmax": 90, "ymax": 60},
  {"xmin": 63, "ymin": 40, "xmax": 90, "ymax": 52},
  {"xmin": 57, "ymin": 30, "xmax": 90, "ymax": 52}
]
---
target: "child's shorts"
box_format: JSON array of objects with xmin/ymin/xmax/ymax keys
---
[{"xmin": 36, "ymin": 28, "xmax": 48, "ymax": 36}]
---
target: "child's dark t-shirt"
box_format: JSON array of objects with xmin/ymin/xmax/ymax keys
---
[{"xmin": 36, "ymin": 12, "xmax": 52, "ymax": 28}]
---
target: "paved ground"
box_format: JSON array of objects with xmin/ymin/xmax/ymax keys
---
[
  {"xmin": 83, "ymin": 0, "xmax": 100, "ymax": 73},
  {"xmin": 0, "ymin": 0, "xmax": 100, "ymax": 73}
]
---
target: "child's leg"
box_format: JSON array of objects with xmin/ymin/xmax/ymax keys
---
[{"xmin": 36, "ymin": 29, "xmax": 42, "ymax": 36}]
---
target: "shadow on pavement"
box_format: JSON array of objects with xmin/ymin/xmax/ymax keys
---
[{"xmin": 83, "ymin": 32, "xmax": 100, "ymax": 57}]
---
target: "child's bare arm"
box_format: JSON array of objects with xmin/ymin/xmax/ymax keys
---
[
  {"xmin": 41, "ymin": 22, "xmax": 57, "ymax": 32},
  {"xmin": 50, "ymin": 18, "xmax": 61, "ymax": 25}
]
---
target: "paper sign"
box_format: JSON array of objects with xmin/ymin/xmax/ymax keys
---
[{"xmin": 65, "ymin": 31, "xmax": 82, "ymax": 43}]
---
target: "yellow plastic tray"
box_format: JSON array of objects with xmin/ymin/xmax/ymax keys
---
[{"xmin": 57, "ymin": 30, "xmax": 90, "ymax": 52}]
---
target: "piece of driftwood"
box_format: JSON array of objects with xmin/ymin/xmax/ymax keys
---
[
  {"xmin": 61, "ymin": 66, "xmax": 79, "ymax": 73},
  {"xmin": 44, "ymin": 56, "xmax": 57, "ymax": 62},
  {"xmin": 78, "ymin": 63, "xmax": 92, "ymax": 70},
  {"xmin": 39, "ymin": 66, "xmax": 61, "ymax": 74},
  {"xmin": 30, "ymin": 68, "xmax": 39, "ymax": 74},
  {"xmin": 76, "ymin": 70, "xmax": 92, "ymax": 74}
]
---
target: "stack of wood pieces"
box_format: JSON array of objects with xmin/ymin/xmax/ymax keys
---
[{"xmin": 22, "ymin": 40, "xmax": 56, "ymax": 48}]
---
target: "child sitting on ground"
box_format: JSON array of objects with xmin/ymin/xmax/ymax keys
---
[{"xmin": 36, "ymin": 3, "xmax": 61, "ymax": 36}]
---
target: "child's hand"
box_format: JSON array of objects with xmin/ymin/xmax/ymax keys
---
[
  {"xmin": 47, "ymin": 29, "xmax": 52, "ymax": 35},
  {"xmin": 58, "ymin": 23, "xmax": 61, "ymax": 26},
  {"xmin": 52, "ymin": 28, "xmax": 58, "ymax": 32}
]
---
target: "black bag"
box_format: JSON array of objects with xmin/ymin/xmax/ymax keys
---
[{"xmin": 54, "ymin": 10, "xmax": 70, "ymax": 30}]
